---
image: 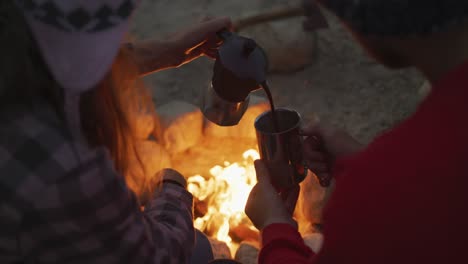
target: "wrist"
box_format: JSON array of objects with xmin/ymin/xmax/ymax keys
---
[
  {"xmin": 124, "ymin": 40, "xmax": 186, "ymax": 75},
  {"xmin": 262, "ymin": 216, "xmax": 297, "ymax": 231}
]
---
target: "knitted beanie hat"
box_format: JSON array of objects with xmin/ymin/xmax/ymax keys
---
[
  {"xmin": 15, "ymin": 0, "xmax": 138, "ymax": 92},
  {"xmin": 318, "ymin": 0, "xmax": 468, "ymax": 36}
]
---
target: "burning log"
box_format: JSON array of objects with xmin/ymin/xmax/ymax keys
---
[
  {"xmin": 194, "ymin": 199, "xmax": 208, "ymax": 218},
  {"xmin": 204, "ymin": 213, "xmax": 227, "ymax": 238}
]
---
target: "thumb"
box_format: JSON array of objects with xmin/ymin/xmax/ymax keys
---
[
  {"xmin": 299, "ymin": 115, "xmax": 322, "ymax": 136},
  {"xmin": 254, "ymin": 159, "xmax": 269, "ymax": 183},
  {"xmin": 254, "ymin": 160, "xmax": 276, "ymax": 192},
  {"xmin": 199, "ymin": 16, "xmax": 232, "ymax": 33}
]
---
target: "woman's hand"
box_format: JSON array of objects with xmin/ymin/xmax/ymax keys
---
[
  {"xmin": 301, "ymin": 121, "xmax": 363, "ymax": 186},
  {"xmin": 245, "ymin": 160, "xmax": 300, "ymax": 231},
  {"xmin": 129, "ymin": 17, "xmax": 232, "ymax": 75},
  {"xmin": 171, "ymin": 16, "xmax": 232, "ymax": 62}
]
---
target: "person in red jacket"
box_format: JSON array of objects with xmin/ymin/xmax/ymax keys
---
[{"xmin": 245, "ymin": 0, "xmax": 468, "ymax": 263}]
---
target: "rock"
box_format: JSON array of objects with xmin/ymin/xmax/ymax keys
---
[
  {"xmin": 156, "ymin": 101, "xmax": 204, "ymax": 154},
  {"xmin": 127, "ymin": 140, "xmax": 172, "ymax": 200},
  {"xmin": 303, "ymin": 233, "xmax": 324, "ymax": 253},
  {"xmin": 129, "ymin": 111, "xmax": 158, "ymax": 140},
  {"xmin": 419, "ymin": 80, "xmax": 432, "ymax": 99},
  {"xmin": 235, "ymin": 241, "xmax": 259, "ymax": 264},
  {"xmin": 240, "ymin": 17, "xmax": 318, "ymax": 73},
  {"xmin": 204, "ymin": 95, "xmax": 270, "ymax": 140},
  {"xmin": 208, "ymin": 238, "xmax": 232, "ymax": 260},
  {"xmin": 296, "ymin": 171, "xmax": 334, "ymax": 228}
]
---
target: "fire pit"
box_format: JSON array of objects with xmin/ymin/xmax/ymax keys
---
[{"xmin": 130, "ymin": 95, "xmax": 327, "ymax": 262}]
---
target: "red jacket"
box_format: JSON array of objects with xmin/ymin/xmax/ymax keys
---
[{"xmin": 259, "ymin": 62, "xmax": 468, "ymax": 264}]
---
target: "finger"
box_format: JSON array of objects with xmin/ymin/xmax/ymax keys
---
[
  {"xmin": 245, "ymin": 184, "xmax": 259, "ymax": 216},
  {"xmin": 199, "ymin": 15, "xmax": 214, "ymax": 23},
  {"xmin": 202, "ymin": 47, "xmax": 219, "ymax": 59},
  {"xmin": 314, "ymin": 173, "xmax": 332, "ymax": 187},
  {"xmin": 199, "ymin": 16, "xmax": 232, "ymax": 34},
  {"xmin": 254, "ymin": 159, "xmax": 270, "ymax": 183},
  {"xmin": 300, "ymin": 122, "xmax": 324, "ymax": 137},
  {"xmin": 304, "ymin": 149, "xmax": 326, "ymax": 162},
  {"xmin": 307, "ymin": 162, "xmax": 329, "ymax": 174},
  {"xmin": 304, "ymin": 135, "xmax": 322, "ymax": 149},
  {"xmin": 304, "ymin": 135, "xmax": 321, "ymax": 146},
  {"xmin": 254, "ymin": 160, "xmax": 278, "ymax": 194}
]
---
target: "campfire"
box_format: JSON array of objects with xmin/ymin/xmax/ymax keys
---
[
  {"xmin": 187, "ymin": 149, "xmax": 260, "ymax": 255},
  {"xmin": 130, "ymin": 96, "xmax": 326, "ymax": 262}
]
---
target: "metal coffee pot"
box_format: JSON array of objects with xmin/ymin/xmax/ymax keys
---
[{"xmin": 201, "ymin": 30, "xmax": 268, "ymax": 126}]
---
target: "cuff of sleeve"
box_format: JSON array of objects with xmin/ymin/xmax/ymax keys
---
[
  {"xmin": 156, "ymin": 168, "xmax": 187, "ymax": 188},
  {"xmin": 146, "ymin": 183, "xmax": 194, "ymax": 213},
  {"xmin": 262, "ymin": 223, "xmax": 303, "ymax": 246},
  {"xmin": 159, "ymin": 182, "xmax": 193, "ymax": 203},
  {"xmin": 260, "ymin": 223, "xmax": 315, "ymax": 263}
]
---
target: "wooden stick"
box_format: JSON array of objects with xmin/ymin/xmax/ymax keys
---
[{"xmin": 233, "ymin": 6, "xmax": 305, "ymax": 32}]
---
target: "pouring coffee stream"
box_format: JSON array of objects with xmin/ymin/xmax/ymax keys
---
[{"xmin": 201, "ymin": 30, "xmax": 333, "ymax": 189}]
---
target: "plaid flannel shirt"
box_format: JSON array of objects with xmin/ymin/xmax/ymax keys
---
[{"xmin": 0, "ymin": 95, "xmax": 195, "ymax": 263}]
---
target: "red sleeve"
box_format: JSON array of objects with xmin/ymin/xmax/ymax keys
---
[{"xmin": 259, "ymin": 223, "xmax": 315, "ymax": 264}]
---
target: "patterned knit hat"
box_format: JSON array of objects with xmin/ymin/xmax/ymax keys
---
[
  {"xmin": 15, "ymin": 0, "xmax": 138, "ymax": 92},
  {"xmin": 318, "ymin": 0, "xmax": 468, "ymax": 36}
]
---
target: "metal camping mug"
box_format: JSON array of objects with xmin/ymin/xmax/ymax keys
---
[{"xmin": 254, "ymin": 108, "xmax": 308, "ymax": 192}]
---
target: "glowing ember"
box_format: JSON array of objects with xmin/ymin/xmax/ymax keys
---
[{"xmin": 187, "ymin": 149, "xmax": 260, "ymax": 254}]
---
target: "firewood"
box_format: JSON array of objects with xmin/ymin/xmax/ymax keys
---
[{"xmin": 194, "ymin": 199, "xmax": 208, "ymax": 218}]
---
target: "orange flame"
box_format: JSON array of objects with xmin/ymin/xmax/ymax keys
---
[{"xmin": 188, "ymin": 149, "xmax": 259, "ymax": 254}]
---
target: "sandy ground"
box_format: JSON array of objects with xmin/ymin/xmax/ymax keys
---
[{"xmin": 131, "ymin": 0, "xmax": 426, "ymax": 143}]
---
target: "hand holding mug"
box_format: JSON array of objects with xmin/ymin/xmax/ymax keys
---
[{"xmin": 245, "ymin": 160, "xmax": 299, "ymax": 231}]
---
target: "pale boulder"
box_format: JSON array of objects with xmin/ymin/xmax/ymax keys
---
[
  {"xmin": 296, "ymin": 171, "xmax": 334, "ymax": 227},
  {"xmin": 235, "ymin": 241, "xmax": 260, "ymax": 264},
  {"xmin": 129, "ymin": 111, "xmax": 158, "ymax": 140},
  {"xmin": 419, "ymin": 80, "xmax": 432, "ymax": 99},
  {"xmin": 240, "ymin": 17, "xmax": 318, "ymax": 73},
  {"xmin": 303, "ymin": 233, "xmax": 324, "ymax": 253},
  {"xmin": 127, "ymin": 140, "xmax": 172, "ymax": 200},
  {"xmin": 207, "ymin": 238, "xmax": 232, "ymax": 260},
  {"xmin": 157, "ymin": 101, "xmax": 204, "ymax": 154}
]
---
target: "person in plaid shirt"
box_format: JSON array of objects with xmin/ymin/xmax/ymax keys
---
[{"xmin": 0, "ymin": 0, "xmax": 231, "ymax": 263}]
